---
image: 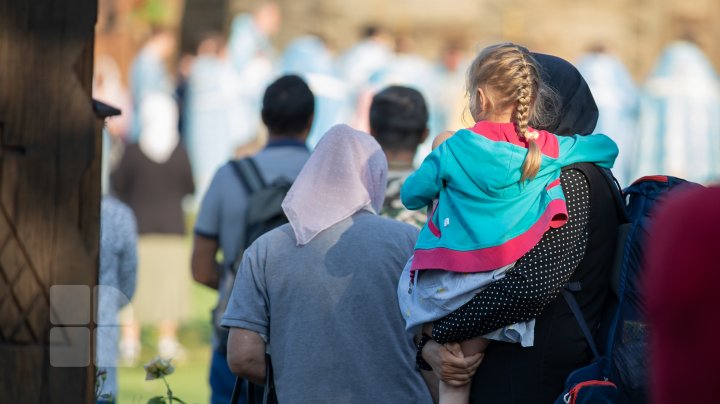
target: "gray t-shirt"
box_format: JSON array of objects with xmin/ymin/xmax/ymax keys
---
[
  {"xmin": 194, "ymin": 142, "xmax": 310, "ymax": 267},
  {"xmin": 222, "ymin": 211, "xmax": 432, "ymax": 404}
]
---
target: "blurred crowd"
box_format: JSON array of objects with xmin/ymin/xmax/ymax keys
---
[{"xmin": 94, "ymin": 4, "xmax": 720, "ymax": 204}]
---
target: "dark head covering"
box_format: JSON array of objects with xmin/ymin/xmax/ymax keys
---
[{"xmin": 531, "ymin": 53, "xmax": 599, "ymax": 136}]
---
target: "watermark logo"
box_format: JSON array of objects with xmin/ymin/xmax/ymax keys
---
[{"xmin": 50, "ymin": 285, "xmax": 133, "ymax": 368}]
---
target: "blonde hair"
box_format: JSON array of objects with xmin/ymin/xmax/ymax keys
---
[{"xmin": 466, "ymin": 43, "xmax": 558, "ymax": 181}]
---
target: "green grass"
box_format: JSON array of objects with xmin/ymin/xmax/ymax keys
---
[{"xmin": 117, "ymin": 283, "xmax": 217, "ymax": 404}]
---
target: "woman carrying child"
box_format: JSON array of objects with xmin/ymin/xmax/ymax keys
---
[{"xmin": 397, "ymin": 43, "xmax": 618, "ymax": 404}]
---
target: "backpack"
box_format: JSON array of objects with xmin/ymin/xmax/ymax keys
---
[
  {"xmin": 212, "ymin": 157, "xmax": 293, "ymax": 353},
  {"xmin": 556, "ymin": 174, "xmax": 703, "ymax": 404}
]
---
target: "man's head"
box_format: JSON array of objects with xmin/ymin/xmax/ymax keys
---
[
  {"xmin": 261, "ymin": 75, "xmax": 315, "ymax": 139},
  {"xmin": 369, "ymin": 86, "xmax": 428, "ymax": 159}
]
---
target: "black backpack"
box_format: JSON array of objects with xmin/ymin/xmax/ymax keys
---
[{"xmin": 212, "ymin": 157, "xmax": 293, "ymax": 353}]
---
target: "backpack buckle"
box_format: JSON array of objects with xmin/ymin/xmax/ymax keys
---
[{"xmin": 564, "ymin": 281, "xmax": 582, "ymax": 293}]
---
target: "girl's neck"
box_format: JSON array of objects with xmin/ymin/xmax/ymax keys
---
[{"xmin": 478, "ymin": 110, "xmax": 513, "ymax": 123}]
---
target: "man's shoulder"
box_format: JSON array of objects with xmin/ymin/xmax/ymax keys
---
[
  {"xmin": 246, "ymin": 223, "xmax": 297, "ymax": 258},
  {"xmin": 255, "ymin": 223, "xmax": 295, "ymax": 243},
  {"xmin": 358, "ymin": 213, "xmax": 420, "ymax": 237},
  {"xmin": 195, "ymin": 161, "xmax": 248, "ymax": 224},
  {"xmin": 204, "ymin": 161, "xmax": 243, "ymax": 193},
  {"xmin": 252, "ymin": 146, "xmax": 310, "ymax": 176},
  {"xmin": 255, "ymin": 147, "xmax": 310, "ymax": 164},
  {"xmin": 382, "ymin": 173, "xmax": 427, "ymax": 229},
  {"xmin": 211, "ymin": 159, "xmax": 237, "ymax": 178}
]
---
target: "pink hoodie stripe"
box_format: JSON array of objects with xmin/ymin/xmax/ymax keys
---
[{"xmin": 411, "ymin": 199, "xmax": 568, "ymax": 273}]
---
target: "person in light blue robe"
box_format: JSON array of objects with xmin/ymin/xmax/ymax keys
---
[
  {"xmin": 224, "ymin": 5, "xmax": 280, "ymax": 155},
  {"xmin": 362, "ymin": 35, "xmax": 446, "ymax": 166},
  {"xmin": 185, "ymin": 35, "xmax": 250, "ymax": 201},
  {"xmin": 227, "ymin": 10, "xmax": 276, "ymax": 73},
  {"xmin": 128, "ymin": 30, "xmax": 176, "ymax": 142},
  {"xmin": 337, "ymin": 26, "xmax": 393, "ymax": 113},
  {"xmin": 577, "ymin": 47, "xmax": 639, "ymax": 186},
  {"xmin": 413, "ymin": 41, "xmax": 471, "ymax": 167},
  {"xmin": 280, "ymin": 35, "xmax": 350, "ymax": 149},
  {"xmin": 634, "ymin": 40, "xmax": 720, "ymax": 185}
]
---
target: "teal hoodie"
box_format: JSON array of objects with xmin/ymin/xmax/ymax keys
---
[{"xmin": 401, "ymin": 121, "xmax": 618, "ymax": 274}]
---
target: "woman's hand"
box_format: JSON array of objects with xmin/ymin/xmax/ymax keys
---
[{"xmin": 422, "ymin": 340, "xmax": 483, "ymax": 386}]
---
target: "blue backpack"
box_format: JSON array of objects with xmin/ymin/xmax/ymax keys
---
[{"xmin": 556, "ymin": 174, "xmax": 702, "ymax": 404}]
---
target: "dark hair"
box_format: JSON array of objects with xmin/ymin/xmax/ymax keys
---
[
  {"xmin": 369, "ymin": 86, "xmax": 428, "ymax": 153},
  {"xmin": 261, "ymin": 75, "xmax": 315, "ymax": 137}
]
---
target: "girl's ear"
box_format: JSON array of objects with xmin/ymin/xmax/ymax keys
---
[
  {"xmin": 474, "ymin": 88, "xmax": 487, "ymax": 119},
  {"xmin": 477, "ymin": 88, "xmax": 485, "ymax": 110}
]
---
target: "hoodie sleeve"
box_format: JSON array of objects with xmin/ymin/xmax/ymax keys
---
[
  {"xmin": 553, "ymin": 133, "xmax": 619, "ymax": 170},
  {"xmin": 401, "ymin": 146, "xmax": 444, "ymax": 210}
]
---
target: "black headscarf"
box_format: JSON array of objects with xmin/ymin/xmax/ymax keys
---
[{"xmin": 531, "ymin": 53, "xmax": 599, "ymax": 136}]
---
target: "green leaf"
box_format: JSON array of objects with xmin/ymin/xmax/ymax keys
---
[
  {"xmin": 171, "ymin": 397, "xmax": 188, "ymax": 403},
  {"xmin": 147, "ymin": 396, "xmax": 167, "ymax": 404}
]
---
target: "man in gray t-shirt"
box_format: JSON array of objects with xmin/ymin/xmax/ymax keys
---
[
  {"xmin": 222, "ymin": 211, "xmax": 432, "ymax": 403},
  {"xmin": 191, "ymin": 75, "xmax": 314, "ymax": 404}
]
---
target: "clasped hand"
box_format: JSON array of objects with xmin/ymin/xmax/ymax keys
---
[{"xmin": 422, "ymin": 340, "xmax": 483, "ymax": 386}]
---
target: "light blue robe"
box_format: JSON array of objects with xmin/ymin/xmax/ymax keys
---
[
  {"xmin": 577, "ymin": 52, "xmax": 639, "ymax": 187},
  {"xmin": 280, "ymin": 36, "xmax": 351, "ymax": 149},
  {"xmin": 128, "ymin": 48, "xmax": 173, "ymax": 142},
  {"xmin": 634, "ymin": 41, "xmax": 720, "ymax": 185},
  {"xmin": 185, "ymin": 56, "xmax": 248, "ymax": 200},
  {"xmin": 338, "ymin": 39, "xmax": 392, "ymax": 107},
  {"xmin": 227, "ymin": 14, "xmax": 274, "ymax": 72},
  {"xmin": 225, "ymin": 12, "xmax": 277, "ymax": 151}
]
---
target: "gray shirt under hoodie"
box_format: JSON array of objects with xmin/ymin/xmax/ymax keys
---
[{"xmin": 222, "ymin": 211, "xmax": 433, "ymax": 404}]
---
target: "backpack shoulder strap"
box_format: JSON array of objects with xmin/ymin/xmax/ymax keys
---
[
  {"xmin": 230, "ymin": 157, "xmax": 267, "ymax": 194},
  {"xmin": 561, "ymin": 284, "xmax": 603, "ymax": 364},
  {"xmin": 227, "ymin": 158, "xmax": 268, "ymax": 274},
  {"xmin": 598, "ymin": 168, "xmax": 630, "ymax": 224},
  {"xmin": 563, "ymin": 163, "xmax": 629, "ymax": 224}
]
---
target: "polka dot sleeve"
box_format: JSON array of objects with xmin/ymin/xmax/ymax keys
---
[{"xmin": 432, "ymin": 169, "xmax": 591, "ymax": 344}]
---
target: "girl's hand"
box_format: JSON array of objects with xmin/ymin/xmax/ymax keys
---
[{"xmin": 422, "ymin": 340, "xmax": 483, "ymax": 386}]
